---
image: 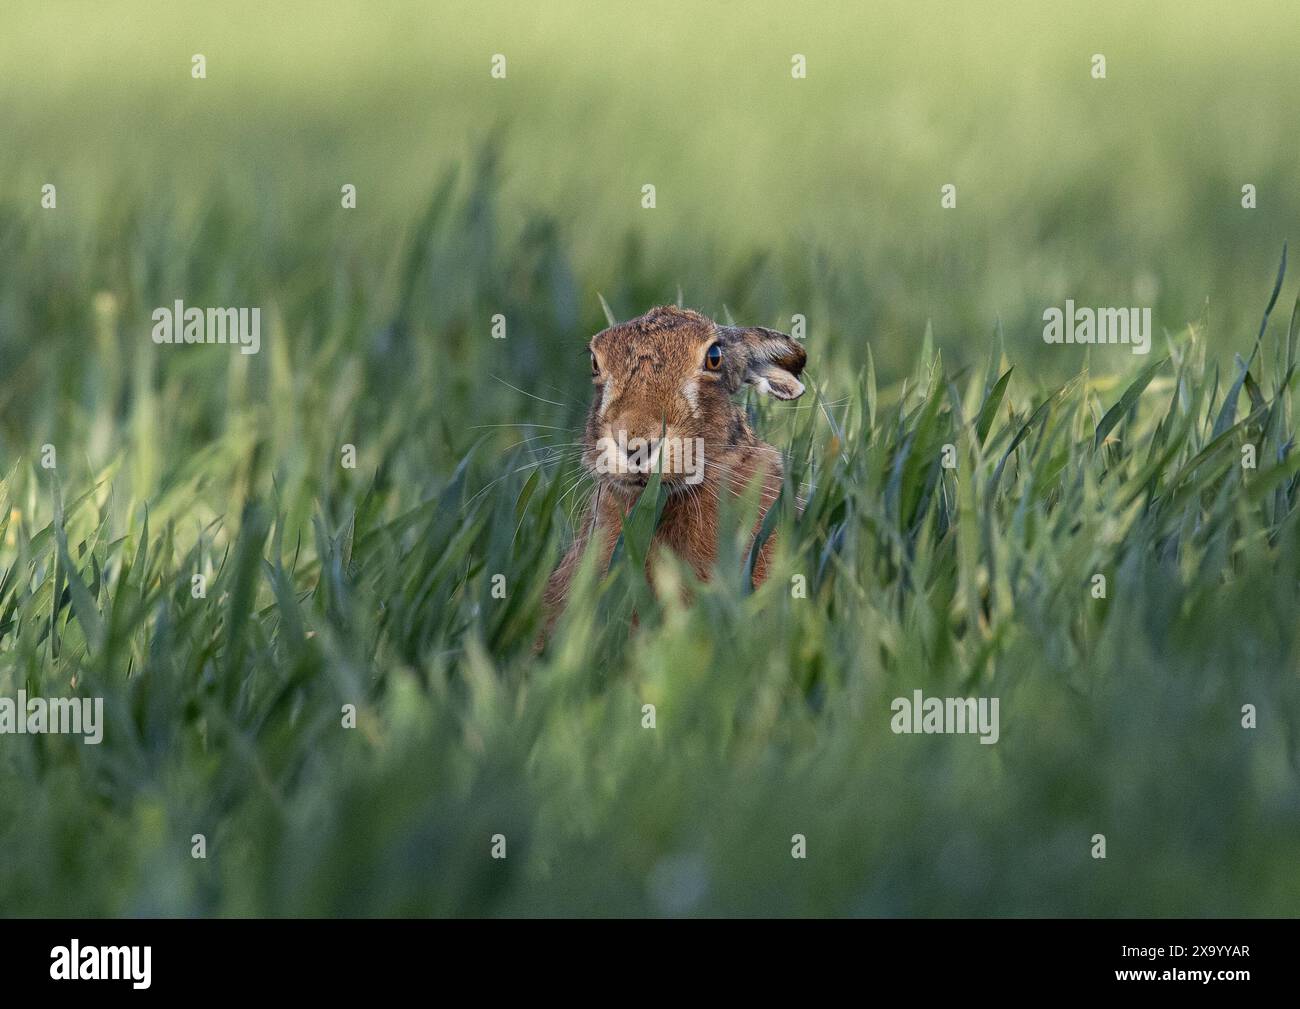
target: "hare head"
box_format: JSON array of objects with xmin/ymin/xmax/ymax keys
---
[{"xmin": 582, "ymin": 306, "xmax": 807, "ymax": 495}]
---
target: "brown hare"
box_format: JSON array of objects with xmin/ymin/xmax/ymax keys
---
[{"xmin": 542, "ymin": 305, "xmax": 807, "ymax": 632}]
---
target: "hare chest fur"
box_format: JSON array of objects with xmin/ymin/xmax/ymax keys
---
[{"xmin": 543, "ymin": 305, "xmax": 807, "ymax": 626}]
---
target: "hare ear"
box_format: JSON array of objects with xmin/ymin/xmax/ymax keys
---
[{"xmin": 720, "ymin": 326, "xmax": 807, "ymax": 400}]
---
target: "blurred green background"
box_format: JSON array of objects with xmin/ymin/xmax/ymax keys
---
[
  {"xmin": 0, "ymin": 1, "xmax": 1298, "ymax": 916},
  {"xmin": 5, "ymin": 0, "xmax": 1300, "ymax": 377}
]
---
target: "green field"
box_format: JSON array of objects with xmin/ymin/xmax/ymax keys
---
[{"xmin": 1, "ymin": 1, "xmax": 1298, "ymax": 915}]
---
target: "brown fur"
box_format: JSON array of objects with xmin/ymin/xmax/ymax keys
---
[{"xmin": 541, "ymin": 305, "xmax": 807, "ymax": 636}]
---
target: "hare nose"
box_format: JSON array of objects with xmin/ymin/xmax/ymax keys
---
[
  {"xmin": 620, "ymin": 438, "xmax": 662, "ymax": 474},
  {"xmin": 627, "ymin": 441, "xmax": 663, "ymax": 474},
  {"xmin": 607, "ymin": 419, "xmax": 666, "ymax": 474}
]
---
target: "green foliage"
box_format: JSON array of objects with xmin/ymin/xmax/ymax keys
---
[
  {"xmin": 1, "ymin": 168, "xmax": 1298, "ymax": 915},
  {"xmin": 3, "ymin": 0, "xmax": 1300, "ymax": 913}
]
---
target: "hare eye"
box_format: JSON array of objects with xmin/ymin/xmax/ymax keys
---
[
  {"xmin": 590, "ymin": 352, "xmax": 600, "ymax": 376},
  {"xmin": 704, "ymin": 343, "xmax": 723, "ymax": 370}
]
